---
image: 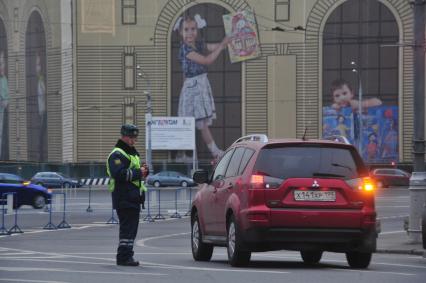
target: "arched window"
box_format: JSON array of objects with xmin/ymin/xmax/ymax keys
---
[
  {"xmin": 322, "ymin": 0, "xmax": 399, "ymax": 163},
  {"xmin": 26, "ymin": 11, "xmax": 47, "ymax": 162},
  {"xmin": 0, "ymin": 18, "xmax": 9, "ymax": 160}
]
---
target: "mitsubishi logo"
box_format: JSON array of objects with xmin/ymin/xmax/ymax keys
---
[{"xmin": 312, "ymin": 180, "xmax": 320, "ymax": 188}]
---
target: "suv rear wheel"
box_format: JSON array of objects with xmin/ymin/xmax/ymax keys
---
[
  {"xmin": 300, "ymin": 251, "xmax": 323, "ymax": 265},
  {"xmin": 191, "ymin": 212, "xmax": 213, "ymax": 261},
  {"xmin": 346, "ymin": 251, "xmax": 372, "ymax": 269},
  {"xmin": 227, "ymin": 215, "xmax": 251, "ymax": 267}
]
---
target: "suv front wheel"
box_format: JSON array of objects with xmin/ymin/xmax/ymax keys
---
[
  {"xmin": 346, "ymin": 251, "xmax": 372, "ymax": 269},
  {"xmin": 191, "ymin": 212, "xmax": 213, "ymax": 261},
  {"xmin": 227, "ymin": 215, "xmax": 251, "ymax": 267}
]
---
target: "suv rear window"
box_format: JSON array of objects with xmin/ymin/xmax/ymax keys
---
[{"xmin": 253, "ymin": 145, "xmax": 366, "ymax": 180}]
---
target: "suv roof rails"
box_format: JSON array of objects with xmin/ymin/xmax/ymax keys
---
[
  {"xmin": 233, "ymin": 134, "xmax": 269, "ymax": 145},
  {"xmin": 322, "ymin": 135, "xmax": 351, "ymax": 145}
]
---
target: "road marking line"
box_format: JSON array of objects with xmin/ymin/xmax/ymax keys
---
[
  {"xmin": 0, "ymin": 222, "xmax": 112, "ymax": 238},
  {"xmin": 0, "ymin": 279, "xmax": 69, "ymax": 283},
  {"xmin": 0, "ymin": 267, "xmax": 68, "ymax": 272},
  {"xmin": 63, "ymin": 252, "xmax": 190, "ymax": 255},
  {"xmin": 377, "ymin": 215, "xmax": 408, "ymax": 220},
  {"xmin": 142, "ymin": 262, "xmax": 291, "ymax": 274},
  {"xmin": 376, "ymin": 196, "xmax": 409, "ymax": 199},
  {"xmin": 136, "ymin": 232, "xmax": 190, "ymax": 247},
  {"xmin": 0, "ymin": 258, "xmax": 113, "ymax": 265},
  {"xmin": 330, "ymin": 268, "xmax": 415, "ymax": 276},
  {"xmin": 376, "ymin": 206, "xmax": 409, "ymax": 208},
  {"xmin": 0, "ymin": 247, "xmax": 290, "ymax": 275},
  {"xmin": 379, "ymin": 230, "xmax": 406, "ymax": 235},
  {"xmin": 374, "ymin": 261, "xmax": 426, "ymax": 269},
  {"xmin": 0, "ymin": 266, "xmax": 166, "ymax": 276}
]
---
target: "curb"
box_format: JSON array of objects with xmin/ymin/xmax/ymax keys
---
[{"xmin": 376, "ymin": 249, "xmax": 425, "ymax": 256}]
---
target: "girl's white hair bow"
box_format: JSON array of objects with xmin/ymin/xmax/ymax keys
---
[
  {"xmin": 173, "ymin": 14, "xmax": 207, "ymax": 31},
  {"xmin": 173, "ymin": 17, "xmax": 183, "ymax": 31},
  {"xmin": 194, "ymin": 14, "xmax": 207, "ymax": 29}
]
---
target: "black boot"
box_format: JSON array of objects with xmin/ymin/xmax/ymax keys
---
[{"xmin": 117, "ymin": 257, "xmax": 139, "ymax": 266}]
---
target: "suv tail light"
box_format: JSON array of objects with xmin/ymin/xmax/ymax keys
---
[
  {"xmin": 250, "ymin": 174, "xmax": 264, "ymax": 189},
  {"xmin": 250, "ymin": 175, "xmax": 280, "ymax": 189},
  {"xmin": 251, "ymin": 174, "xmax": 264, "ymax": 184},
  {"xmin": 346, "ymin": 177, "xmax": 375, "ymax": 192}
]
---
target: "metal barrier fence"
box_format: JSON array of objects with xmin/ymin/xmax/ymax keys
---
[{"xmin": 0, "ymin": 186, "xmax": 197, "ymax": 235}]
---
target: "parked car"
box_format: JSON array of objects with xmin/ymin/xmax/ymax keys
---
[
  {"xmin": 190, "ymin": 134, "xmax": 377, "ymax": 269},
  {"xmin": 370, "ymin": 168, "xmax": 411, "ymax": 188},
  {"xmin": 31, "ymin": 172, "xmax": 82, "ymax": 188},
  {"xmin": 146, "ymin": 171, "xmax": 195, "ymax": 187},
  {"xmin": 0, "ymin": 173, "xmax": 51, "ymax": 209}
]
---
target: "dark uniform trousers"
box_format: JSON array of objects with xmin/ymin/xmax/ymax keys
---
[{"xmin": 116, "ymin": 207, "xmax": 140, "ymax": 262}]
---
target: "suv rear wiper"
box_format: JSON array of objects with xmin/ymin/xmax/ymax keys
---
[
  {"xmin": 331, "ymin": 163, "xmax": 353, "ymax": 172},
  {"xmin": 312, "ymin": 172, "xmax": 345, "ymax": 178}
]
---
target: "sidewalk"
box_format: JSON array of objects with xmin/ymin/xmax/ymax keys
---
[{"xmin": 377, "ymin": 231, "xmax": 425, "ymax": 256}]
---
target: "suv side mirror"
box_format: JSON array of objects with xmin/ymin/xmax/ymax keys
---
[{"xmin": 193, "ymin": 170, "xmax": 209, "ymax": 184}]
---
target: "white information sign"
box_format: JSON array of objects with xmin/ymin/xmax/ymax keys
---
[{"xmin": 146, "ymin": 116, "xmax": 195, "ymax": 150}]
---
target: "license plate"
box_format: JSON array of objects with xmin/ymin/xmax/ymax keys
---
[{"xmin": 293, "ymin": 190, "xmax": 336, "ymax": 202}]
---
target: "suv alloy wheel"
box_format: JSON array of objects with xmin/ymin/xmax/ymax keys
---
[
  {"xmin": 191, "ymin": 212, "xmax": 213, "ymax": 261},
  {"xmin": 227, "ymin": 215, "xmax": 251, "ymax": 267}
]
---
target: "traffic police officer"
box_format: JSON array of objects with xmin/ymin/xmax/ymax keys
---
[{"xmin": 107, "ymin": 124, "xmax": 149, "ymax": 266}]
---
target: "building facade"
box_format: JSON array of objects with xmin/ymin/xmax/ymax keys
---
[{"xmin": 0, "ymin": 0, "xmax": 419, "ymax": 165}]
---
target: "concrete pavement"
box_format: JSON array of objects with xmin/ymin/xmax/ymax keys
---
[{"xmin": 377, "ymin": 230, "xmax": 425, "ymax": 256}]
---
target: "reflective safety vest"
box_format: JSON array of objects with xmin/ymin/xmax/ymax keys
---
[{"xmin": 106, "ymin": 147, "xmax": 148, "ymax": 193}]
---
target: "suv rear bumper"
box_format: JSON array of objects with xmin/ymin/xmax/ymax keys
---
[{"xmin": 242, "ymin": 227, "xmax": 377, "ymax": 253}]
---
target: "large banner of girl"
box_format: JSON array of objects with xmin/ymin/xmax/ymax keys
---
[
  {"xmin": 171, "ymin": 4, "xmax": 260, "ymax": 163},
  {"xmin": 323, "ymin": 79, "xmax": 398, "ymax": 163}
]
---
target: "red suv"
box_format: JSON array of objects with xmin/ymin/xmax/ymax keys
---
[{"xmin": 190, "ymin": 135, "xmax": 377, "ymax": 268}]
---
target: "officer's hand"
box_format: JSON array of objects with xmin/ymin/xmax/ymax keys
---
[
  {"xmin": 141, "ymin": 164, "xmax": 149, "ymax": 178},
  {"xmin": 140, "ymin": 191, "xmax": 146, "ymax": 209}
]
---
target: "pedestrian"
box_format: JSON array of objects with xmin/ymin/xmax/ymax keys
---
[
  {"xmin": 106, "ymin": 124, "xmax": 149, "ymax": 266},
  {"xmin": 174, "ymin": 13, "xmax": 230, "ymax": 161}
]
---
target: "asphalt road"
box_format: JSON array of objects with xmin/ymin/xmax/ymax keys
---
[{"xmin": 0, "ymin": 186, "xmax": 424, "ymax": 283}]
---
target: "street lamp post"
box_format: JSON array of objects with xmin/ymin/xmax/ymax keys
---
[
  {"xmin": 351, "ymin": 61, "xmax": 363, "ymax": 154},
  {"xmin": 136, "ymin": 66, "xmax": 153, "ymax": 174},
  {"xmin": 408, "ymin": 0, "xmax": 426, "ymax": 244},
  {"xmin": 144, "ymin": 90, "xmax": 153, "ymax": 174}
]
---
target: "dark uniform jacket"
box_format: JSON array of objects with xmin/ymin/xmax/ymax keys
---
[{"xmin": 108, "ymin": 139, "xmax": 143, "ymax": 210}]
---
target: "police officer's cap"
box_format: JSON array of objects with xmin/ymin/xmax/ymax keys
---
[{"xmin": 121, "ymin": 124, "xmax": 139, "ymax": 137}]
